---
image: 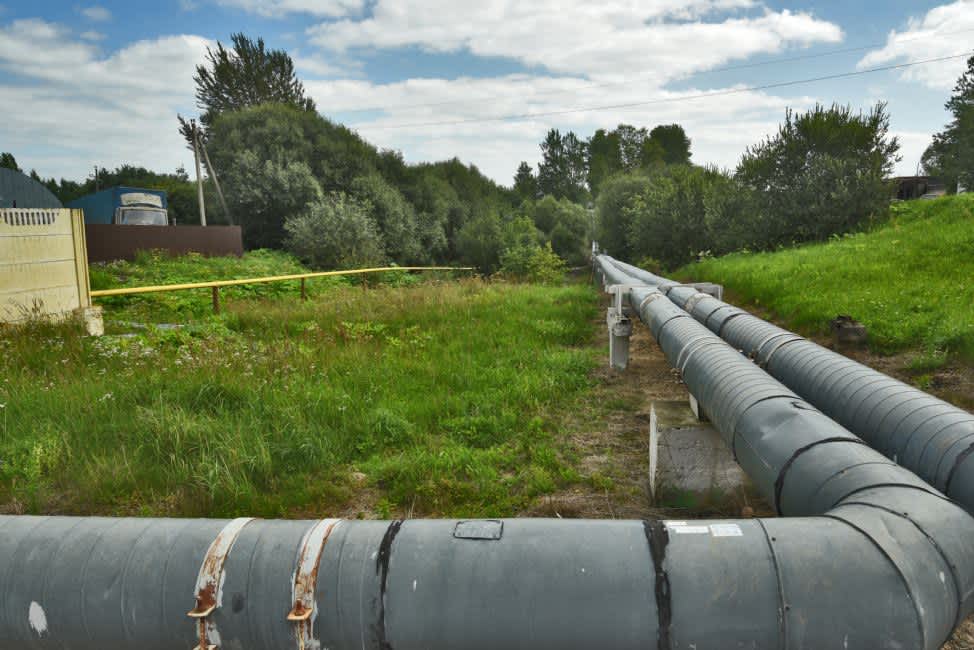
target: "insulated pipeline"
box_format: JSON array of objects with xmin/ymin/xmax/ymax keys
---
[
  {"xmin": 4, "ymin": 511, "xmax": 973, "ymax": 650},
  {"xmin": 2, "ymin": 265, "xmax": 974, "ymax": 648},
  {"xmin": 602, "ymin": 255, "xmax": 974, "ymax": 515}
]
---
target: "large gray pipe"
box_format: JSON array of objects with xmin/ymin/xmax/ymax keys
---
[
  {"xmin": 603, "ymin": 254, "xmax": 974, "ymax": 515},
  {"xmin": 3, "ymin": 267, "xmax": 974, "ymax": 649}
]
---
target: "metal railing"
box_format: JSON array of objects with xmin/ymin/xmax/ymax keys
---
[{"xmin": 89, "ymin": 265, "xmax": 474, "ymax": 313}]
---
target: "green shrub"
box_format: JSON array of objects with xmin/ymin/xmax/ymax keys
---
[
  {"xmin": 456, "ymin": 212, "xmax": 504, "ymax": 274},
  {"xmin": 284, "ymin": 192, "xmax": 386, "ymax": 270},
  {"xmin": 499, "ymin": 243, "xmax": 567, "ymax": 284},
  {"xmin": 595, "ymin": 173, "xmax": 652, "ymax": 260},
  {"xmin": 624, "ymin": 165, "xmax": 720, "ymax": 270},
  {"xmin": 736, "ymin": 103, "xmax": 898, "ymax": 248}
]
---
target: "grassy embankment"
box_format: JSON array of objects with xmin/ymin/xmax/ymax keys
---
[
  {"xmin": 1, "ymin": 251, "xmax": 599, "ymax": 518},
  {"xmin": 680, "ymin": 194, "xmax": 974, "ymax": 362}
]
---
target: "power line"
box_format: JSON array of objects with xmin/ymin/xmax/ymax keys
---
[
  {"xmin": 334, "ymin": 27, "xmax": 974, "ymax": 116},
  {"xmin": 352, "ymin": 51, "xmax": 973, "ymax": 131}
]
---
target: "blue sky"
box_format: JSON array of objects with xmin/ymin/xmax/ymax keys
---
[{"xmin": 0, "ymin": 1, "xmax": 971, "ymax": 185}]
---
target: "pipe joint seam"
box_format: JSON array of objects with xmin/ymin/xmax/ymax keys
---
[{"xmin": 773, "ymin": 438, "xmax": 869, "ymax": 515}]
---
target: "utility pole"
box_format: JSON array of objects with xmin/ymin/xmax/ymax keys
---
[
  {"xmin": 200, "ymin": 139, "xmax": 233, "ymax": 225},
  {"xmin": 93, "ymin": 166, "xmax": 99, "ymax": 191},
  {"xmin": 191, "ymin": 122, "xmax": 207, "ymax": 227}
]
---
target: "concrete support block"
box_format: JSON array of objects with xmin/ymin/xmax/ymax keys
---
[
  {"xmin": 690, "ymin": 282, "xmax": 724, "ymax": 301},
  {"xmin": 649, "ymin": 400, "xmax": 746, "ymax": 498},
  {"xmin": 76, "ymin": 305, "xmax": 104, "ymax": 337}
]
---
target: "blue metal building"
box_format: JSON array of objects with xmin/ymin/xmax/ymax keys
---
[{"xmin": 0, "ymin": 168, "xmax": 63, "ymax": 209}]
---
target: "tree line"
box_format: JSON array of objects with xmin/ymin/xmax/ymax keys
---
[
  {"xmin": 513, "ymin": 123, "xmax": 691, "ymax": 204},
  {"xmin": 7, "ymin": 38, "xmax": 971, "ymax": 278},
  {"xmin": 596, "ymin": 103, "xmax": 901, "ymax": 270},
  {"xmin": 596, "ymin": 56, "xmax": 974, "ymax": 271}
]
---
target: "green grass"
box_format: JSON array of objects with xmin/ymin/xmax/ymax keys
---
[
  {"xmin": 679, "ymin": 194, "xmax": 974, "ymax": 357},
  {"xmin": 0, "ymin": 278, "xmax": 599, "ymax": 518}
]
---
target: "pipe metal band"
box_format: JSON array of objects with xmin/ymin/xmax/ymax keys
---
[
  {"xmin": 682, "ymin": 292, "xmax": 709, "ymax": 315},
  {"xmin": 637, "ymin": 291, "xmax": 664, "ymax": 313},
  {"xmin": 754, "ymin": 333, "xmax": 805, "ymax": 367},
  {"xmin": 289, "ymin": 518, "xmax": 343, "ymax": 650},
  {"xmin": 188, "ymin": 517, "xmax": 256, "ymax": 649}
]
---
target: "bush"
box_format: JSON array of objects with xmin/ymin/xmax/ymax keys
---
[
  {"xmin": 499, "ymin": 243, "xmax": 567, "ymax": 284},
  {"xmin": 520, "ymin": 196, "xmax": 590, "ymax": 266},
  {"xmin": 624, "ymin": 165, "xmax": 719, "ymax": 270},
  {"xmin": 736, "ymin": 103, "xmax": 898, "ymax": 248},
  {"xmin": 702, "ymin": 172, "xmax": 761, "ymax": 255},
  {"xmin": 220, "ymin": 151, "xmax": 322, "ymax": 250},
  {"xmin": 351, "ymin": 173, "xmax": 424, "ymax": 264},
  {"xmin": 595, "ymin": 173, "xmax": 653, "ymax": 259},
  {"xmin": 284, "ymin": 193, "xmax": 386, "ymax": 270},
  {"xmin": 456, "ymin": 212, "xmax": 504, "ymax": 274}
]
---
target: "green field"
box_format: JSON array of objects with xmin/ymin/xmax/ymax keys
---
[
  {"xmin": 680, "ymin": 194, "xmax": 974, "ymax": 358},
  {"xmin": 1, "ymin": 263, "xmax": 599, "ymax": 518}
]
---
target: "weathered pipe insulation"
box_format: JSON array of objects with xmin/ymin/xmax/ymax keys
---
[
  {"xmin": 2, "ymin": 267, "xmax": 974, "ymax": 649},
  {"xmin": 603, "ymin": 254, "xmax": 974, "ymax": 515}
]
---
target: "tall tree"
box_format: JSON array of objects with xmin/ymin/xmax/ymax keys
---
[
  {"xmin": 537, "ymin": 129, "xmax": 587, "ymax": 202},
  {"xmin": 638, "ymin": 138, "xmax": 665, "ymax": 169},
  {"xmin": 192, "ymin": 33, "xmax": 315, "ymax": 130},
  {"xmin": 649, "ymin": 124, "xmax": 692, "ymax": 165},
  {"xmin": 562, "ymin": 131, "xmax": 588, "ymax": 202},
  {"xmin": 615, "ymin": 124, "xmax": 649, "ymax": 170},
  {"xmin": 513, "ymin": 161, "xmax": 538, "ymax": 201},
  {"xmin": 0, "ymin": 152, "xmax": 20, "ymax": 172},
  {"xmin": 537, "ymin": 129, "xmax": 569, "ymax": 198},
  {"xmin": 586, "ymin": 129, "xmax": 622, "ymax": 196},
  {"xmin": 923, "ymin": 55, "xmax": 974, "ymax": 190}
]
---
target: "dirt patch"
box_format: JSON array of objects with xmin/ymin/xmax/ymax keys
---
[
  {"xmin": 946, "ymin": 618, "xmax": 974, "ymax": 650},
  {"xmin": 530, "ymin": 300, "xmax": 768, "ymax": 520}
]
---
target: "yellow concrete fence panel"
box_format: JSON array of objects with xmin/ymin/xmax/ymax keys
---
[{"xmin": 0, "ymin": 208, "xmax": 94, "ymax": 326}]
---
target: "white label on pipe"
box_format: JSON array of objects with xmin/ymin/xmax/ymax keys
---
[
  {"xmin": 709, "ymin": 524, "xmax": 743, "ymax": 537},
  {"xmin": 672, "ymin": 526, "xmax": 710, "ymax": 534}
]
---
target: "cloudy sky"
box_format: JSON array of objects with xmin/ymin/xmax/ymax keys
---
[{"xmin": 0, "ymin": 0, "xmax": 971, "ymax": 185}]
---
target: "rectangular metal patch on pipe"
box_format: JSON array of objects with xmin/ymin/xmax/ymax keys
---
[{"xmin": 453, "ymin": 520, "xmax": 503, "ymax": 540}]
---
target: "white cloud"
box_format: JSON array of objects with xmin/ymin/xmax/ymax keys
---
[
  {"xmin": 292, "ymin": 50, "xmax": 360, "ymax": 78},
  {"xmin": 309, "ymin": 2, "xmax": 842, "ymax": 82},
  {"xmin": 79, "ymin": 30, "xmax": 104, "ymax": 41},
  {"xmin": 0, "ymin": 19, "xmax": 209, "ymax": 179},
  {"xmin": 80, "ymin": 5, "xmax": 111, "ymax": 22},
  {"xmin": 215, "ymin": 0, "xmax": 364, "ymax": 18},
  {"xmin": 893, "ymin": 130, "xmax": 935, "ymax": 176},
  {"xmin": 858, "ymin": 1, "xmax": 974, "ymax": 90},
  {"xmin": 303, "ymin": 2, "xmax": 841, "ymax": 183},
  {"xmin": 307, "ymin": 74, "xmax": 817, "ymax": 183}
]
